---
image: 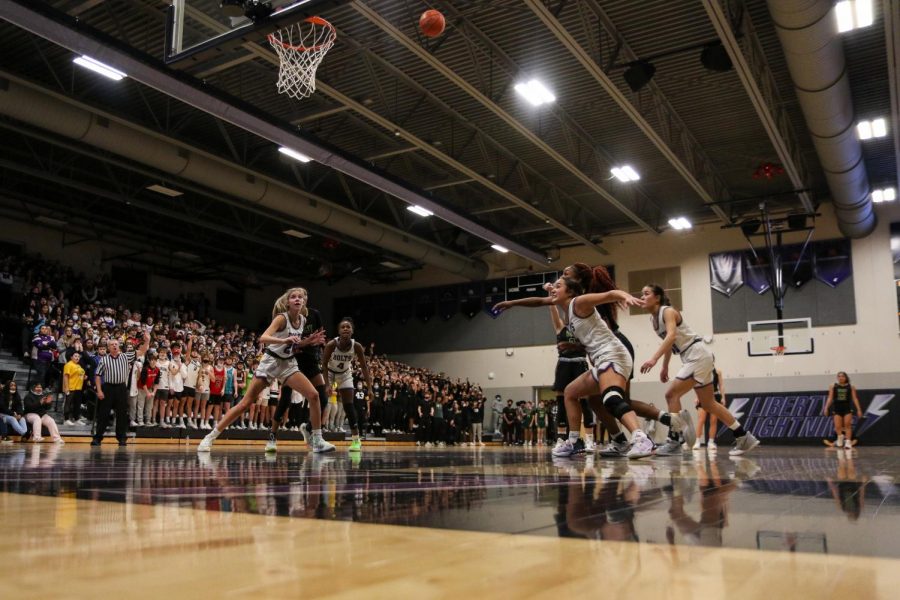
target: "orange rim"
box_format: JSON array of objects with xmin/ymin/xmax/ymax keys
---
[{"xmin": 267, "ymin": 16, "xmax": 336, "ymax": 52}]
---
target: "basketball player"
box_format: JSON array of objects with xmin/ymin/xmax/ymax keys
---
[
  {"xmin": 548, "ymin": 303, "xmax": 598, "ymax": 452},
  {"xmin": 271, "ymin": 292, "xmax": 327, "ymax": 444},
  {"xmin": 322, "ymin": 317, "xmax": 373, "ymax": 453},
  {"xmin": 197, "ymin": 288, "xmax": 333, "ymax": 453},
  {"xmin": 693, "ymin": 366, "xmax": 725, "ymax": 450},
  {"xmin": 562, "ymin": 263, "xmax": 680, "ymax": 458},
  {"xmin": 823, "ymin": 371, "xmax": 862, "ymax": 450},
  {"xmin": 494, "ymin": 278, "xmax": 653, "ymax": 459},
  {"xmin": 639, "ymin": 284, "xmax": 759, "ymax": 456}
]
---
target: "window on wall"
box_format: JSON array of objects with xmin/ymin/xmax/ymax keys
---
[{"xmin": 627, "ymin": 267, "xmax": 682, "ymax": 316}]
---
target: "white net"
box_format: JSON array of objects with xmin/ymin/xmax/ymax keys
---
[{"xmin": 267, "ymin": 17, "xmax": 336, "ymax": 100}]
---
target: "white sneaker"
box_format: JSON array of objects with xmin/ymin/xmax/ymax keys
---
[
  {"xmin": 65, "ymin": 419, "xmax": 76, "ymax": 426},
  {"xmin": 177, "ymin": 419, "xmax": 186, "ymax": 429},
  {"xmin": 137, "ymin": 421, "xmax": 145, "ymax": 427},
  {"xmin": 692, "ymin": 439, "xmax": 702, "ymax": 450},
  {"xmin": 197, "ymin": 435, "xmax": 214, "ymax": 452},
  {"xmin": 729, "ymin": 432, "xmax": 760, "ymax": 456},
  {"xmin": 708, "ymin": 440, "xmax": 717, "ymax": 450},
  {"xmin": 655, "ymin": 437, "xmax": 683, "ymax": 456},
  {"xmin": 598, "ymin": 439, "xmax": 630, "ymax": 458},
  {"xmin": 311, "ymin": 436, "xmax": 335, "ymax": 453},
  {"xmin": 265, "ymin": 438, "xmax": 277, "ymax": 454},
  {"xmin": 77, "ymin": 417, "xmax": 87, "ymax": 425},
  {"xmin": 188, "ymin": 419, "xmax": 197, "ymax": 429},
  {"xmin": 627, "ymin": 431, "xmax": 654, "ymax": 459},
  {"xmin": 552, "ymin": 439, "xmax": 578, "ymax": 457},
  {"xmin": 844, "ymin": 439, "xmax": 853, "ymax": 450},
  {"xmin": 584, "ymin": 439, "xmax": 596, "ymax": 453},
  {"xmin": 836, "ymin": 435, "xmax": 844, "ymax": 448},
  {"xmin": 54, "ymin": 437, "xmax": 65, "ymax": 444},
  {"xmin": 425, "ymin": 442, "xmax": 433, "ymax": 447},
  {"xmin": 552, "ymin": 438, "xmax": 566, "ymax": 452},
  {"xmin": 249, "ymin": 422, "xmax": 257, "ymax": 430}
]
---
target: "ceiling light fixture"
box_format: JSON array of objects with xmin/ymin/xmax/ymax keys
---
[
  {"xmin": 872, "ymin": 187, "xmax": 896, "ymax": 203},
  {"xmin": 857, "ymin": 118, "xmax": 887, "ymax": 140},
  {"xmin": 380, "ymin": 261, "xmax": 402, "ymax": 269},
  {"xmin": 668, "ymin": 217, "xmax": 692, "ymax": 230},
  {"xmin": 513, "ymin": 79, "xmax": 556, "ymax": 107},
  {"xmin": 73, "ymin": 55, "xmax": 126, "ymax": 80},
  {"xmin": 610, "ymin": 165, "xmax": 640, "ymax": 182},
  {"xmin": 146, "ymin": 183, "xmax": 183, "ymax": 197},
  {"xmin": 491, "ymin": 244, "xmax": 509, "ymax": 253},
  {"xmin": 836, "ymin": 0, "xmax": 874, "ymax": 33},
  {"xmin": 406, "ymin": 205, "xmax": 433, "ymax": 217},
  {"xmin": 35, "ymin": 215, "xmax": 68, "ymax": 227},
  {"xmin": 277, "ymin": 146, "xmax": 312, "ymax": 163},
  {"xmin": 623, "ymin": 60, "xmax": 656, "ymax": 92},
  {"xmin": 283, "ymin": 228, "xmax": 311, "ymax": 239}
]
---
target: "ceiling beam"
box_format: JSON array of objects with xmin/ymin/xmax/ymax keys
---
[
  {"xmin": 290, "ymin": 104, "xmax": 352, "ymax": 124},
  {"xmin": 524, "ymin": 0, "xmax": 732, "ymax": 223},
  {"xmin": 350, "ymin": 0, "xmax": 655, "ymax": 237},
  {"xmin": 701, "ymin": 0, "xmax": 815, "ymax": 214},
  {"xmin": 365, "ymin": 146, "xmax": 420, "ymax": 161}
]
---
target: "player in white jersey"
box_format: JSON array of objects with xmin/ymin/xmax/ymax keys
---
[
  {"xmin": 197, "ymin": 288, "xmax": 333, "ymax": 453},
  {"xmin": 322, "ymin": 317, "xmax": 373, "ymax": 453},
  {"xmin": 494, "ymin": 277, "xmax": 654, "ymax": 459},
  {"xmin": 639, "ymin": 284, "xmax": 759, "ymax": 456}
]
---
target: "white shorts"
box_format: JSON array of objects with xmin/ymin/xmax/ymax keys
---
[
  {"xmin": 330, "ymin": 370, "xmax": 353, "ymax": 390},
  {"xmin": 676, "ymin": 342, "xmax": 714, "ymax": 388},
  {"xmin": 589, "ymin": 338, "xmax": 634, "ymax": 382},
  {"xmin": 255, "ymin": 353, "xmax": 298, "ymax": 385}
]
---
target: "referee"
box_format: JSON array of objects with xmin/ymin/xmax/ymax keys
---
[{"xmin": 92, "ymin": 333, "xmax": 149, "ymax": 447}]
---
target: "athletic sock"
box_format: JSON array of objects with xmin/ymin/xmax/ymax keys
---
[
  {"xmin": 613, "ymin": 432, "xmax": 627, "ymax": 444},
  {"xmin": 568, "ymin": 431, "xmax": 579, "ymax": 443},
  {"xmin": 313, "ymin": 428, "xmax": 323, "ymax": 439},
  {"xmin": 698, "ymin": 434, "xmax": 706, "ymax": 444},
  {"xmin": 729, "ymin": 420, "xmax": 747, "ymax": 438},
  {"xmin": 208, "ymin": 427, "xmax": 221, "ymax": 439},
  {"xmin": 586, "ymin": 433, "xmax": 594, "ymax": 443},
  {"xmin": 352, "ymin": 435, "xmax": 359, "ymax": 441},
  {"xmin": 659, "ymin": 413, "xmax": 672, "ymax": 427}
]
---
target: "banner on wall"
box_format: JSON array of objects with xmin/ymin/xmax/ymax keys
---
[{"xmin": 718, "ymin": 390, "xmax": 899, "ymax": 445}]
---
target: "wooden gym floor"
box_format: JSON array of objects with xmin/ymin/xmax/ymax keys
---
[{"xmin": 1, "ymin": 444, "xmax": 898, "ymax": 598}]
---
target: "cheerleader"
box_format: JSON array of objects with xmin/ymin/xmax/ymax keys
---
[
  {"xmin": 639, "ymin": 284, "xmax": 759, "ymax": 456},
  {"xmin": 322, "ymin": 317, "xmax": 373, "ymax": 453},
  {"xmin": 494, "ymin": 278, "xmax": 653, "ymax": 458},
  {"xmin": 197, "ymin": 288, "xmax": 333, "ymax": 453}
]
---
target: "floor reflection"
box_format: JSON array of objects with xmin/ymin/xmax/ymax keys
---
[{"xmin": 1, "ymin": 445, "xmax": 897, "ymax": 557}]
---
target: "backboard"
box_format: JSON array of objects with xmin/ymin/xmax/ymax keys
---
[
  {"xmin": 165, "ymin": 0, "xmax": 348, "ymax": 69},
  {"xmin": 747, "ymin": 317, "xmax": 814, "ymax": 357}
]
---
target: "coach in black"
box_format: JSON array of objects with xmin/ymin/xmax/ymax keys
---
[{"xmin": 92, "ymin": 332, "xmax": 149, "ymax": 447}]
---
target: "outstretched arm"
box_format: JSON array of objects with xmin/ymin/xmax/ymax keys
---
[
  {"xmin": 572, "ymin": 290, "xmax": 642, "ymax": 316},
  {"xmin": 548, "ymin": 304, "xmax": 564, "ymax": 333},
  {"xmin": 493, "ymin": 296, "xmax": 554, "ymax": 313}
]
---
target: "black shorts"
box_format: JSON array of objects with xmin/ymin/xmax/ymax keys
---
[
  {"xmin": 222, "ymin": 393, "xmax": 235, "ymax": 405},
  {"xmin": 296, "ymin": 353, "xmax": 322, "ymax": 379},
  {"xmin": 553, "ymin": 360, "xmax": 588, "ymax": 391},
  {"xmin": 155, "ymin": 389, "xmax": 170, "ymax": 401},
  {"xmin": 268, "ymin": 395, "xmax": 279, "ymax": 407},
  {"xmin": 184, "ymin": 386, "xmax": 196, "ymax": 398},
  {"xmin": 613, "ymin": 330, "xmax": 635, "ymax": 381},
  {"xmin": 833, "ymin": 404, "xmax": 852, "ymax": 416},
  {"xmin": 208, "ymin": 394, "xmax": 223, "ymax": 406}
]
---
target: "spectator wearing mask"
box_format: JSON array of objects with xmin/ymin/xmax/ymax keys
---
[
  {"xmin": 23, "ymin": 383, "xmax": 63, "ymax": 443},
  {"xmin": 31, "ymin": 324, "xmax": 57, "ymax": 388},
  {"xmin": 1, "ymin": 381, "xmax": 27, "ymax": 441},
  {"xmin": 62, "ymin": 351, "xmax": 86, "ymax": 425}
]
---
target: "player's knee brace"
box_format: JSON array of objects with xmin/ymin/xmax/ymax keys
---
[{"xmin": 602, "ymin": 386, "xmax": 631, "ymax": 420}]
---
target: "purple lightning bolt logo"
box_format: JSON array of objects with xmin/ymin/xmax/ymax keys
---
[
  {"xmin": 856, "ymin": 394, "xmax": 895, "ymax": 437},
  {"xmin": 728, "ymin": 397, "xmax": 751, "ymax": 423}
]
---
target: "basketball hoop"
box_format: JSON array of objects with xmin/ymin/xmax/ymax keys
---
[
  {"xmin": 771, "ymin": 345, "xmax": 786, "ymax": 364},
  {"xmin": 267, "ymin": 16, "xmax": 336, "ymax": 100}
]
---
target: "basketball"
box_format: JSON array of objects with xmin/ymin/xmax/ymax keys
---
[{"xmin": 419, "ymin": 9, "xmax": 445, "ymax": 38}]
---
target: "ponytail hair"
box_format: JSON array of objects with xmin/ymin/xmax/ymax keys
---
[
  {"xmin": 568, "ymin": 263, "xmax": 593, "ymax": 290},
  {"xmin": 271, "ymin": 287, "xmax": 309, "ymax": 319},
  {"xmin": 647, "ymin": 284, "xmax": 670, "ymax": 306}
]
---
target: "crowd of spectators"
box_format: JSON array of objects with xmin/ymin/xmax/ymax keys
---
[{"xmin": 0, "ymin": 252, "xmax": 492, "ymax": 443}]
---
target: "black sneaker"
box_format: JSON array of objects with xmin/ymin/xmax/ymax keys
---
[
  {"xmin": 572, "ymin": 438, "xmax": 587, "ymax": 454},
  {"xmin": 90, "ymin": 439, "xmax": 101, "ymax": 447}
]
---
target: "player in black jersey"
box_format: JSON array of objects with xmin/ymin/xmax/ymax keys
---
[
  {"xmin": 549, "ymin": 303, "xmax": 597, "ymax": 452},
  {"xmin": 693, "ymin": 366, "xmax": 725, "ymax": 451},
  {"xmin": 270, "ymin": 302, "xmax": 327, "ymax": 445},
  {"xmin": 823, "ymin": 371, "xmax": 862, "ymax": 450}
]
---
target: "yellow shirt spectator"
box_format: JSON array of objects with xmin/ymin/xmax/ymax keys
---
[{"xmin": 63, "ymin": 359, "xmax": 86, "ymax": 393}]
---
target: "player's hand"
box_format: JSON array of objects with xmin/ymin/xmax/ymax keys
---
[
  {"xmin": 492, "ymin": 301, "xmax": 511, "ymax": 314},
  {"xmin": 857, "ymin": 411, "xmax": 863, "ymax": 418},
  {"xmin": 659, "ymin": 367, "xmax": 669, "ymax": 383},
  {"xmin": 97, "ymin": 391, "xmax": 105, "ymax": 400},
  {"xmin": 640, "ymin": 358, "xmax": 657, "ymax": 374},
  {"xmin": 543, "ymin": 282, "xmax": 553, "ymax": 293}
]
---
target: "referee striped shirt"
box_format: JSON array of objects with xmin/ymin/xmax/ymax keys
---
[{"xmin": 96, "ymin": 351, "xmax": 135, "ymax": 385}]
